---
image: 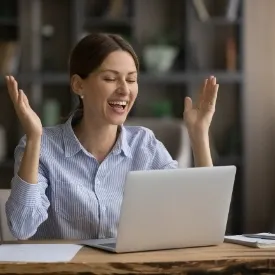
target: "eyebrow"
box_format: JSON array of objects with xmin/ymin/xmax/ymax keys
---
[{"xmin": 100, "ymin": 69, "xmax": 137, "ymax": 75}]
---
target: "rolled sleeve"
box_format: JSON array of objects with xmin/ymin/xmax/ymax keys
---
[
  {"xmin": 9, "ymin": 174, "xmax": 42, "ymax": 207},
  {"xmin": 5, "ymin": 135, "xmax": 50, "ymax": 239}
]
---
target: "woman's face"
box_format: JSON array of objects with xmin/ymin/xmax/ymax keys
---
[{"xmin": 77, "ymin": 50, "xmax": 138, "ymax": 126}]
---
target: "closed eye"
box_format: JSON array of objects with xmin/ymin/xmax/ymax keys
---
[{"xmin": 104, "ymin": 78, "xmax": 116, "ymax": 82}]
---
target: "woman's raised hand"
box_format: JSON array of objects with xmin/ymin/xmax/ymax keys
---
[{"xmin": 6, "ymin": 76, "xmax": 42, "ymax": 139}]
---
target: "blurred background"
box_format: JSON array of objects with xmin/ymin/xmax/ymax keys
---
[{"xmin": 0, "ymin": 0, "xmax": 274, "ymax": 236}]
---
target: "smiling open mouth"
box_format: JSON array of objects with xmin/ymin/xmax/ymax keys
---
[{"xmin": 108, "ymin": 101, "xmax": 127, "ymax": 110}]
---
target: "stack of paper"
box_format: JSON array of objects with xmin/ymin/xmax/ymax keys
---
[
  {"xmin": 225, "ymin": 233, "xmax": 275, "ymax": 248},
  {"xmin": 0, "ymin": 244, "xmax": 82, "ymax": 262}
]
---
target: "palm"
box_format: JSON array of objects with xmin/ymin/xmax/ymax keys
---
[
  {"xmin": 6, "ymin": 76, "xmax": 42, "ymax": 138},
  {"xmin": 183, "ymin": 76, "xmax": 219, "ymax": 133}
]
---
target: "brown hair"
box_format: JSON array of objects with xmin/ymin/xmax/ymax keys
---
[{"xmin": 69, "ymin": 33, "xmax": 139, "ymax": 118}]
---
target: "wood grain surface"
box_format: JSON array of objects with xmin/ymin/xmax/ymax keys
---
[{"xmin": 1, "ymin": 242, "xmax": 275, "ymax": 274}]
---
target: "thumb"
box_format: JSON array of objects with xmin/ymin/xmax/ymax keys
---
[{"xmin": 184, "ymin": 97, "xmax": 193, "ymax": 112}]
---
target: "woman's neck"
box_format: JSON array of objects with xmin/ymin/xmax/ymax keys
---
[{"xmin": 73, "ymin": 115, "xmax": 119, "ymax": 163}]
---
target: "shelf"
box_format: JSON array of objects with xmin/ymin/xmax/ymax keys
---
[
  {"xmin": 29, "ymin": 73, "xmax": 69, "ymax": 85},
  {"xmin": 0, "ymin": 73, "xmax": 69, "ymax": 85},
  {"xmin": 201, "ymin": 17, "xmax": 241, "ymax": 25},
  {"xmin": 0, "ymin": 71, "xmax": 243, "ymax": 86},
  {"xmin": 138, "ymin": 71, "xmax": 243, "ymax": 84},
  {"xmin": 84, "ymin": 17, "xmax": 133, "ymax": 29},
  {"xmin": 0, "ymin": 17, "xmax": 17, "ymax": 26}
]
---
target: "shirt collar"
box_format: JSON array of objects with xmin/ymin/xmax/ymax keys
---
[
  {"xmin": 62, "ymin": 113, "xmax": 132, "ymax": 158},
  {"xmin": 62, "ymin": 113, "xmax": 83, "ymax": 157},
  {"xmin": 112, "ymin": 125, "xmax": 132, "ymax": 158}
]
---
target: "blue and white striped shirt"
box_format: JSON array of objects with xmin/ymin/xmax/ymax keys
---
[{"xmin": 6, "ymin": 114, "xmax": 178, "ymax": 240}]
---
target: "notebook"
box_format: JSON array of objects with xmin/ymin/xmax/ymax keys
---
[{"xmin": 224, "ymin": 233, "xmax": 275, "ymax": 248}]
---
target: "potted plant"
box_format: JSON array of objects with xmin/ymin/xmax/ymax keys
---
[{"xmin": 142, "ymin": 32, "xmax": 179, "ymax": 73}]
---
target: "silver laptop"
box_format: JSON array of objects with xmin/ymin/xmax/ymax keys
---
[{"xmin": 81, "ymin": 166, "xmax": 236, "ymax": 253}]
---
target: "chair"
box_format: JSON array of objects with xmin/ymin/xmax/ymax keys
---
[
  {"xmin": 125, "ymin": 118, "xmax": 192, "ymax": 168},
  {"xmin": 0, "ymin": 189, "xmax": 16, "ymax": 241}
]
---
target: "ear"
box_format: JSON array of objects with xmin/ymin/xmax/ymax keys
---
[{"xmin": 71, "ymin": 74, "xmax": 84, "ymax": 96}]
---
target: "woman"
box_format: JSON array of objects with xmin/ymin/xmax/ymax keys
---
[{"xmin": 5, "ymin": 33, "xmax": 219, "ymax": 240}]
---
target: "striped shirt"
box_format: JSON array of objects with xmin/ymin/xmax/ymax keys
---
[{"xmin": 5, "ymin": 114, "xmax": 178, "ymax": 240}]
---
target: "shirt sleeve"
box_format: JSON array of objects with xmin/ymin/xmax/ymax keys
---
[
  {"xmin": 5, "ymin": 135, "xmax": 50, "ymax": 240},
  {"xmin": 148, "ymin": 130, "xmax": 179, "ymax": 170}
]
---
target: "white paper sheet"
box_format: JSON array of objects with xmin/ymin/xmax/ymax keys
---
[
  {"xmin": 0, "ymin": 244, "xmax": 82, "ymax": 262},
  {"xmin": 225, "ymin": 235, "xmax": 275, "ymax": 244}
]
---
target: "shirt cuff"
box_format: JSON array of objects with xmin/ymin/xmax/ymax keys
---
[{"xmin": 10, "ymin": 174, "xmax": 41, "ymax": 207}]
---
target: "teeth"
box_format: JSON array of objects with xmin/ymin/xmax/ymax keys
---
[{"xmin": 108, "ymin": 101, "xmax": 127, "ymax": 106}]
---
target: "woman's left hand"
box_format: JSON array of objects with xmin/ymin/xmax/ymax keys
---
[{"xmin": 183, "ymin": 76, "xmax": 219, "ymax": 137}]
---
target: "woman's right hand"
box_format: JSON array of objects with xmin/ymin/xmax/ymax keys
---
[{"xmin": 6, "ymin": 76, "xmax": 43, "ymax": 139}]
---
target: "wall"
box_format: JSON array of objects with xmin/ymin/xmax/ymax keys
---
[{"xmin": 243, "ymin": 0, "xmax": 275, "ymax": 232}]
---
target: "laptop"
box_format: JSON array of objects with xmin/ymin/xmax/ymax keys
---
[{"xmin": 81, "ymin": 166, "xmax": 236, "ymax": 253}]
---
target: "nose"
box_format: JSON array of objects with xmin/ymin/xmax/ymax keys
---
[{"xmin": 117, "ymin": 79, "xmax": 130, "ymax": 95}]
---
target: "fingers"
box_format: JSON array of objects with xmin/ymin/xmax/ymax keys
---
[
  {"xmin": 203, "ymin": 76, "xmax": 219, "ymax": 107},
  {"xmin": 207, "ymin": 76, "xmax": 219, "ymax": 106},
  {"xmin": 211, "ymin": 83, "xmax": 219, "ymax": 107},
  {"xmin": 21, "ymin": 90, "xmax": 30, "ymax": 107},
  {"xmin": 186, "ymin": 76, "xmax": 219, "ymax": 113},
  {"xmin": 18, "ymin": 89, "xmax": 31, "ymax": 113},
  {"xmin": 5, "ymin": 75, "xmax": 19, "ymax": 104},
  {"xmin": 6, "ymin": 76, "xmax": 30, "ymax": 114},
  {"xmin": 18, "ymin": 89, "xmax": 24, "ymax": 106},
  {"xmin": 184, "ymin": 96, "xmax": 193, "ymax": 112},
  {"xmin": 196, "ymin": 79, "xmax": 207, "ymax": 109}
]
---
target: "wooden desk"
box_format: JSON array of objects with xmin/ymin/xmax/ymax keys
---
[{"xmin": 1, "ymin": 242, "xmax": 275, "ymax": 274}]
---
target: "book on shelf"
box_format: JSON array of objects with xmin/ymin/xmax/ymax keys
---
[
  {"xmin": 192, "ymin": 0, "xmax": 241, "ymax": 22},
  {"xmin": 192, "ymin": 0, "xmax": 210, "ymax": 22},
  {"xmin": 226, "ymin": 0, "xmax": 240, "ymax": 21}
]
